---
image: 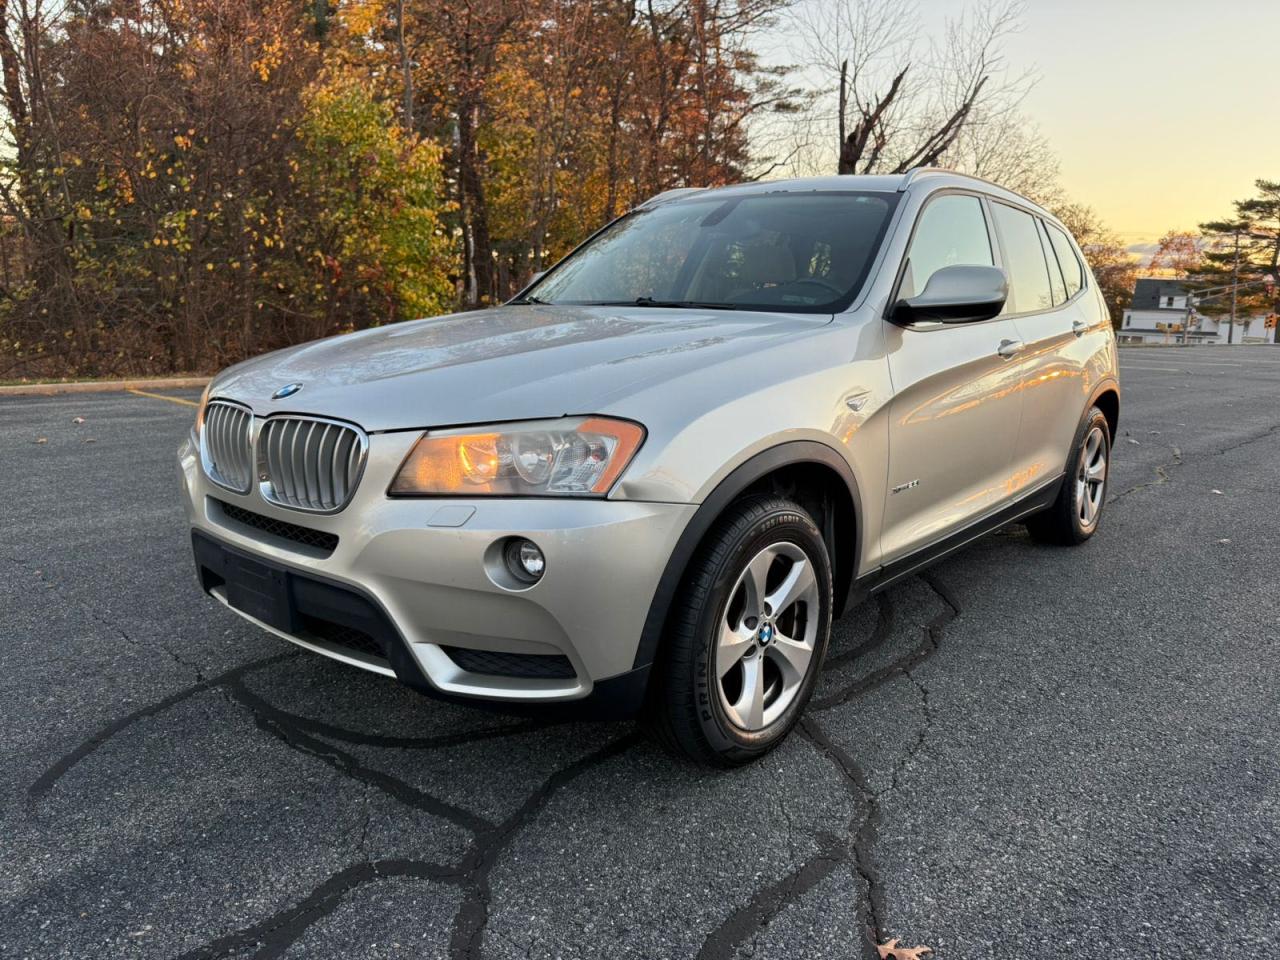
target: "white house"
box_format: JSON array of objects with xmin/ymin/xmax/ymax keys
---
[{"xmin": 1118, "ymin": 279, "xmax": 1275, "ymax": 345}]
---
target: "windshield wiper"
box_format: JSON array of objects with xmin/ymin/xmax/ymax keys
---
[
  {"xmin": 627, "ymin": 297, "xmax": 738, "ymax": 310},
  {"xmin": 509, "ymin": 294, "xmax": 549, "ymax": 305}
]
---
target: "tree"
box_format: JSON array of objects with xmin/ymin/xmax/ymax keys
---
[
  {"xmin": 1147, "ymin": 230, "xmax": 1204, "ymax": 278},
  {"xmin": 327, "ymin": 0, "xmax": 791, "ymax": 307},
  {"xmin": 1196, "ymin": 180, "xmax": 1280, "ymax": 343},
  {"xmin": 791, "ymin": 0, "xmax": 1036, "ymax": 176},
  {"xmin": 291, "ymin": 73, "xmax": 458, "ymax": 325},
  {"xmin": 0, "ymin": 0, "xmax": 460, "ymax": 378},
  {"xmin": 940, "ymin": 112, "xmax": 1062, "ymax": 206},
  {"xmin": 1054, "ymin": 202, "xmax": 1139, "ymax": 330}
]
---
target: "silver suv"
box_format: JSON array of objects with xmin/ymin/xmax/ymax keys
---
[{"xmin": 180, "ymin": 169, "xmax": 1119, "ymax": 765}]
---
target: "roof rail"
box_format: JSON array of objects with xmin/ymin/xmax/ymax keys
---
[
  {"xmin": 897, "ymin": 166, "xmax": 1056, "ymax": 217},
  {"xmin": 636, "ymin": 186, "xmax": 708, "ymax": 208},
  {"xmin": 897, "ymin": 167, "xmax": 944, "ymax": 191},
  {"xmin": 899, "ymin": 166, "xmax": 1018, "ymax": 192}
]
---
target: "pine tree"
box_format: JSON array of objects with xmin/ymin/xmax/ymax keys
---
[{"xmin": 1198, "ymin": 180, "xmax": 1280, "ymax": 343}]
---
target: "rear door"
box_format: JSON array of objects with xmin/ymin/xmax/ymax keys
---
[
  {"xmin": 881, "ymin": 192, "xmax": 1025, "ymax": 564},
  {"xmin": 990, "ymin": 202, "xmax": 1094, "ymax": 487}
]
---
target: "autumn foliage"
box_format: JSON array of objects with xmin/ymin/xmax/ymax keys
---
[{"xmin": 0, "ymin": 0, "xmax": 790, "ymax": 378}]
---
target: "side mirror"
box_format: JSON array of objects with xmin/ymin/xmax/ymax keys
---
[{"xmin": 891, "ymin": 265, "xmax": 1008, "ymax": 325}]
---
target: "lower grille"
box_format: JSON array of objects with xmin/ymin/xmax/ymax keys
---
[
  {"xmin": 442, "ymin": 646, "xmax": 576, "ymax": 679},
  {"xmin": 213, "ymin": 499, "xmax": 339, "ymax": 555},
  {"xmin": 300, "ymin": 615, "xmax": 387, "ymax": 662}
]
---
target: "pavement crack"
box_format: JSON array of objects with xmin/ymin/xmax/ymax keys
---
[
  {"xmin": 695, "ymin": 829, "xmax": 848, "ymax": 960},
  {"xmin": 225, "ymin": 678, "xmax": 494, "ymax": 836},
  {"xmin": 241, "ymin": 702, "xmax": 555, "ymax": 752},
  {"xmin": 354, "ymin": 783, "xmax": 373, "ymax": 856},
  {"xmin": 700, "ymin": 573, "xmax": 962, "ymax": 960},
  {"xmin": 1110, "ymin": 443, "xmax": 1183, "ymax": 503},
  {"xmin": 4, "ymin": 552, "xmax": 210, "ymax": 682},
  {"xmin": 1111, "ymin": 418, "xmax": 1280, "ymax": 505},
  {"xmin": 797, "ymin": 719, "xmax": 884, "ymax": 960},
  {"xmin": 27, "ymin": 652, "xmax": 295, "ymax": 804},
  {"xmin": 809, "ymin": 593, "xmax": 947, "ymax": 715},
  {"xmin": 170, "ymin": 859, "xmax": 465, "ymax": 960},
  {"xmin": 887, "ymin": 666, "xmax": 933, "ymax": 801},
  {"xmin": 448, "ymin": 731, "xmax": 641, "ymax": 960},
  {"xmin": 825, "ymin": 593, "xmax": 895, "ymax": 672}
]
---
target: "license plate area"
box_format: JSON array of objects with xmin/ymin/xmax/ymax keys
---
[{"xmin": 224, "ymin": 554, "xmax": 295, "ymax": 633}]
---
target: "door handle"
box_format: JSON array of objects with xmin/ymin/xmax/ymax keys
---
[
  {"xmin": 1072, "ymin": 320, "xmax": 1088, "ymax": 337},
  {"xmin": 996, "ymin": 339, "xmax": 1024, "ymax": 359}
]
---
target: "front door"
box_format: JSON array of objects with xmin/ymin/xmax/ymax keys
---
[{"xmin": 880, "ymin": 192, "xmax": 1025, "ymax": 564}]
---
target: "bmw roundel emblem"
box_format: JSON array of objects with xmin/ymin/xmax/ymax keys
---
[{"xmin": 272, "ymin": 382, "xmax": 303, "ymax": 400}]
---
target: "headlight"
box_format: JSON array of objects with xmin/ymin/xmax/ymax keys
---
[
  {"xmin": 194, "ymin": 382, "xmax": 212, "ymax": 436},
  {"xmin": 389, "ymin": 417, "xmax": 645, "ymax": 497}
]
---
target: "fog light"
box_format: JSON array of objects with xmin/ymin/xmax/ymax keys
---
[{"xmin": 505, "ymin": 538, "xmax": 545, "ymax": 583}]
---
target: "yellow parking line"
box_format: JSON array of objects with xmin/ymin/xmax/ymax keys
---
[{"xmin": 127, "ymin": 387, "xmax": 199, "ymax": 408}]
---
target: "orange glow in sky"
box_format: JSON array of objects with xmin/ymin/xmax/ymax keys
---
[
  {"xmin": 773, "ymin": 0, "xmax": 1280, "ymax": 254},
  {"xmin": 1007, "ymin": 0, "xmax": 1280, "ymax": 251}
]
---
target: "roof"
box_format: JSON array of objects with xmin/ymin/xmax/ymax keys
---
[
  {"xmin": 639, "ymin": 168, "xmax": 1058, "ymax": 223},
  {"xmin": 1130, "ymin": 278, "xmax": 1188, "ymax": 310}
]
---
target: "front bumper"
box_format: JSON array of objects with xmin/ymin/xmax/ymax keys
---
[{"xmin": 178, "ymin": 432, "xmax": 695, "ymax": 710}]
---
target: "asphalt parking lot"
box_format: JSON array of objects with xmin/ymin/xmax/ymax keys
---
[{"xmin": 3, "ymin": 345, "xmax": 1279, "ymax": 960}]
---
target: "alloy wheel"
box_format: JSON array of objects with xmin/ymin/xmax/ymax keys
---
[
  {"xmin": 1075, "ymin": 424, "xmax": 1107, "ymax": 528},
  {"xmin": 715, "ymin": 541, "xmax": 820, "ymax": 732}
]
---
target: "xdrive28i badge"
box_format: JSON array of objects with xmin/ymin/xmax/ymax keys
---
[{"xmin": 271, "ymin": 383, "xmax": 303, "ymax": 400}]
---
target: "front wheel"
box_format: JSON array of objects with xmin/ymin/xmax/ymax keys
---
[
  {"xmin": 649, "ymin": 496, "xmax": 832, "ymax": 766},
  {"xmin": 1026, "ymin": 405, "xmax": 1111, "ymax": 545}
]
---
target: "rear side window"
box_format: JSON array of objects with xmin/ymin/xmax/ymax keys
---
[
  {"xmin": 899, "ymin": 194, "xmax": 993, "ymax": 300},
  {"xmin": 992, "ymin": 202, "xmax": 1054, "ymax": 314},
  {"xmin": 1046, "ymin": 222, "xmax": 1084, "ymax": 297},
  {"xmin": 1036, "ymin": 219, "xmax": 1068, "ymax": 306}
]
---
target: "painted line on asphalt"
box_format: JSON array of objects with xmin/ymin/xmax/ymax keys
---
[{"xmin": 127, "ymin": 387, "xmax": 199, "ymax": 408}]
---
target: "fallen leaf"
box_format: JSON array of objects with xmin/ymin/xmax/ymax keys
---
[
  {"xmin": 1126, "ymin": 438, "xmax": 1140, "ymax": 445},
  {"xmin": 1211, "ymin": 489, "xmax": 1224, "ymax": 495},
  {"xmin": 82, "ymin": 438, "xmax": 97, "ymax": 444},
  {"xmin": 1218, "ymin": 538, "xmax": 1231, "ymax": 544},
  {"xmin": 877, "ymin": 938, "xmax": 933, "ymax": 960},
  {"xmin": 71, "ymin": 416, "xmax": 86, "ymax": 424},
  {"xmin": 34, "ymin": 437, "xmax": 48, "ymax": 444}
]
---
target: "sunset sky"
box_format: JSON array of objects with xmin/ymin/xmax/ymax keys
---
[
  {"xmin": 775, "ymin": 0, "xmax": 1280, "ymax": 255},
  {"xmin": 1008, "ymin": 0, "xmax": 1280, "ymax": 252}
]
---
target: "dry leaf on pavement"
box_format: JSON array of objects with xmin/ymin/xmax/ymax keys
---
[
  {"xmin": 877, "ymin": 937, "xmax": 933, "ymax": 960},
  {"xmin": 72, "ymin": 416, "xmax": 86, "ymax": 424},
  {"xmin": 34, "ymin": 437, "xmax": 48, "ymax": 444}
]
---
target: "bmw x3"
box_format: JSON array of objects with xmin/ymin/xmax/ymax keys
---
[{"xmin": 179, "ymin": 169, "xmax": 1119, "ymax": 765}]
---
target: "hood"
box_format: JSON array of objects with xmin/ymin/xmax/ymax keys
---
[{"xmin": 211, "ymin": 305, "xmax": 832, "ymax": 431}]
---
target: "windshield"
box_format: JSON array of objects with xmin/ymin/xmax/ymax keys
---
[{"xmin": 523, "ymin": 191, "xmax": 898, "ymax": 314}]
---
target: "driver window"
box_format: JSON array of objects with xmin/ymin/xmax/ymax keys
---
[{"xmin": 900, "ymin": 194, "xmax": 994, "ymax": 300}]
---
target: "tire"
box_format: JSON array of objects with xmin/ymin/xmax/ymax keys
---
[
  {"xmin": 648, "ymin": 495, "xmax": 833, "ymax": 766},
  {"xmin": 1026, "ymin": 405, "xmax": 1111, "ymax": 545}
]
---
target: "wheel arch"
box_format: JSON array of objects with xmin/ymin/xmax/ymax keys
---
[
  {"xmin": 631, "ymin": 440, "xmax": 862, "ymax": 673},
  {"xmin": 1090, "ymin": 379, "xmax": 1120, "ymax": 438}
]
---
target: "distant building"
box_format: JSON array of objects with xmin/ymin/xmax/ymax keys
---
[{"xmin": 1119, "ymin": 278, "xmax": 1273, "ymax": 344}]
